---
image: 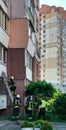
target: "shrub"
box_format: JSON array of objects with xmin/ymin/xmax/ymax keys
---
[
  {"xmin": 42, "ymin": 120, "xmax": 53, "ymax": 130},
  {"xmin": 21, "ymin": 121, "xmax": 35, "ymax": 128},
  {"xmin": 34, "ymin": 120, "xmax": 53, "ymax": 130},
  {"xmin": 25, "ymin": 80, "xmax": 56, "ymax": 99},
  {"xmin": 34, "ymin": 119, "xmax": 44, "ymax": 128},
  {"xmin": 53, "ymin": 93, "xmax": 66, "ymax": 120},
  {"xmin": 21, "ymin": 120, "xmax": 53, "ymax": 130}
]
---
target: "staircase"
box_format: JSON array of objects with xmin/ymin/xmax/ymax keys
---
[{"xmin": 1, "ymin": 72, "xmax": 14, "ymax": 103}]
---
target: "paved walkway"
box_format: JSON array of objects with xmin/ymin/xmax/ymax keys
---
[
  {"xmin": 0, "ymin": 120, "xmax": 21, "ymax": 130},
  {"xmin": 0, "ymin": 116, "xmax": 66, "ymax": 130},
  {"xmin": 52, "ymin": 122, "xmax": 66, "ymax": 130}
]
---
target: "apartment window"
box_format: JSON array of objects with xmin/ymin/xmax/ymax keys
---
[
  {"xmin": 43, "ymin": 44, "xmax": 46, "ymax": 48},
  {"xmin": 43, "ymin": 40, "xmax": 46, "ymax": 43},
  {"xmin": 44, "ymin": 20, "xmax": 46, "ymax": 23},
  {"xmin": 3, "ymin": 48, "xmax": 7, "ymax": 63},
  {"xmin": 2, "ymin": 11, "xmax": 5, "ymax": 28},
  {"xmin": 0, "ymin": 43, "xmax": 7, "ymax": 63},
  {"xmin": 5, "ymin": 16, "xmax": 9, "ymax": 32},
  {"xmin": 43, "ymin": 35, "xmax": 46, "ymax": 38},
  {"xmin": 0, "ymin": 7, "xmax": 9, "ymax": 32},
  {"xmin": 25, "ymin": 50, "xmax": 32, "ymax": 70},
  {"xmin": 42, "ymin": 54, "xmax": 45, "ymax": 58},
  {"xmin": 0, "ymin": 9, "xmax": 1, "ymax": 24},
  {"xmin": 43, "ymin": 30, "xmax": 46, "ymax": 33},
  {"xmin": 43, "ymin": 50, "xmax": 46, "ymax": 53},
  {"xmin": 43, "ymin": 25, "xmax": 46, "ymax": 28},
  {"xmin": 0, "ymin": 9, "xmax": 2, "ymax": 25},
  {"xmin": 0, "ymin": 44, "xmax": 2, "ymax": 61}
]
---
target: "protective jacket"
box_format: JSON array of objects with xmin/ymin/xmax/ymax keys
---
[
  {"xmin": 27, "ymin": 100, "xmax": 33, "ymax": 110},
  {"xmin": 13, "ymin": 97, "xmax": 21, "ymax": 108},
  {"xmin": 40, "ymin": 100, "xmax": 47, "ymax": 109}
]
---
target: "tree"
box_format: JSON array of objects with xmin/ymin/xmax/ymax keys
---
[
  {"xmin": 25, "ymin": 80, "xmax": 56, "ymax": 99},
  {"xmin": 52, "ymin": 93, "xmax": 66, "ymax": 119}
]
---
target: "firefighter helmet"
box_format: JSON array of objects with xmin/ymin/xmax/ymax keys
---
[
  {"xmin": 10, "ymin": 76, "xmax": 14, "ymax": 80},
  {"xmin": 17, "ymin": 94, "xmax": 20, "ymax": 98}
]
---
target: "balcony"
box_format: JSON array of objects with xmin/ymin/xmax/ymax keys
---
[
  {"xmin": 27, "ymin": 7, "xmax": 34, "ymax": 25},
  {"xmin": 0, "ymin": 0, "xmax": 8, "ymax": 14},
  {"xmin": 0, "ymin": 26, "xmax": 9, "ymax": 48},
  {"xmin": 25, "ymin": 0, "xmax": 34, "ymax": 26}
]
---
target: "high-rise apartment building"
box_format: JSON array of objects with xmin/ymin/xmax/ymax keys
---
[
  {"xmin": 0, "ymin": 0, "xmax": 9, "ymax": 76},
  {"xmin": 7, "ymin": 0, "xmax": 39, "ymax": 113},
  {"xmin": 39, "ymin": 5, "xmax": 66, "ymax": 90},
  {"xmin": 0, "ymin": 0, "xmax": 39, "ymax": 114},
  {"xmin": 0, "ymin": 0, "xmax": 9, "ymax": 111}
]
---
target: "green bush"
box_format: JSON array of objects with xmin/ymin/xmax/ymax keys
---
[
  {"xmin": 34, "ymin": 119, "xmax": 44, "ymax": 128},
  {"xmin": 25, "ymin": 80, "xmax": 56, "ymax": 99},
  {"xmin": 21, "ymin": 120, "xmax": 53, "ymax": 130},
  {"xmin": 42, "ymin": 120, "xmax": 53, "ymax": 130},
  {"xmin": 53, "ymin": 93, "xmax": 66, "ymax": 120},
  {"xmin": 34, "ymin": 120, "xmax": 53, "ymax": 130},
  {"xmin": 21, "ymin": 121, "xmax": 35, "ymax": 128}
]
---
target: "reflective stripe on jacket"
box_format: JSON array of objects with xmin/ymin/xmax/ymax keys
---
[
  {"xmin": 28, "ymin": 100, "xmax": 33, "ymax": 110},
  {"xmin": 13, "ymin": 98, "xmax": 21, "ymax": 108},
  {"xmin": 40, "ymin": 100, "xmax": 47, "ymax": 109}
]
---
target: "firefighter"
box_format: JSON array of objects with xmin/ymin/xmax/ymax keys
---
[
  {"xmin": 27, "ymin": 96, "xmax": 33, "ymax": 120},
  {"xmin": 12, "ymin": 94, "xmax": 21, "ymax": 119},
  {"xmin": 8, "ymin": 76, "xmax": 16, "ymax": 96},
  {"xmin": 24, "ymin": 96, "xmax": 29, "ymax": 114}
]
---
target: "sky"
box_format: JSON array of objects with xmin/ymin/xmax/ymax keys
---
[{"xmin": 40, "ymin": 0, "xmax": 66, "ymax": 10}]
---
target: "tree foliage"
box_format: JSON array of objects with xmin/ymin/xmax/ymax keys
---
[
  {"xmin": 25, "ymin": 80, "xmax": 56, "ymax": 99},
  {"xmin": 52, "ymin": 93, "xmax": 66, "ymax": 119}
]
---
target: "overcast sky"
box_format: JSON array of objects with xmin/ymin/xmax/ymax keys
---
[{"xmin": 40, "ymin": 0, "xmax": 66, "ymax": 10}]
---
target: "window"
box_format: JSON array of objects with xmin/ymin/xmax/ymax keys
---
[
  {"xmin": 43, "ymin": 44, "xmax": 46, "ymax": 48},
  {"xmin": 3, "ymin": 48, "xmax": 7, "ymax": 63},
  {"xmin": 0, "ymin": 44, "xmax": 2, "ymax": 61},
  {"xmin": 0, "ymin": 7, "xmax": 9, "ymax": 32},
  {"xmin": 43, "ymin": 30, "xmax": 46, "ymax": 33},
  {"xmin": 5, "ymin": 16, "xmax": 9, "ymax": 32},
  {"xmin": 43, "ymin": 49, "xmax": 46, "ymax": 53},
  {"xmin": 25, "ymin": 50, "xmax": 32, "ymax": 70},
  {"xmin": 43, "ymin": 40, "xmax": 46, "ymax": 43},
  {"xmin": 0, "ymin": 43, "xmax": 7, "ymax": 63},
  {"xmin": 42, "ymin": 54, "xmax": 45, "ymax": 58},
  {"xmin": 43, "ymin": 35, "xmax": 46, "ymax": 38},
  {"xmin": 43, "ymin": 25, "xmax": 46, "ymax": 28},
  {"xmin": 0, "ymin": 9, "xmax": 1, "ymax": 24},
  {"xmin": 2, "ymin": 11, "xmax": 5, "ymax": 28},
  {"xmin": 44, "ymin": 20, "xmax": 46, "ymax": 23}
]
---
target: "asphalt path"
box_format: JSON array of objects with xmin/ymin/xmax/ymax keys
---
[
  {"xmin": 52, "ymin": 122, "xmax": 66, "ymax": 130},
  {"xmin": 0, "ymin": 116, "xmax": 66, "ymax": 130}
]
